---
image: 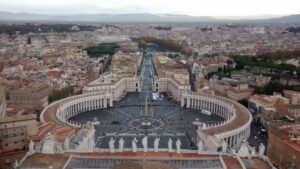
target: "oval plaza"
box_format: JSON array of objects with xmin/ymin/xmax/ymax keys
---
[{"xmin": 40, "ymin": 51, "xmax": 252, "ymax": 154}]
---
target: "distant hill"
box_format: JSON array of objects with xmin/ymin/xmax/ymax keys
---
[
  {"xmin": 0, "ymin": 11, "xmax": 299, "ymax": 23},
  {"xmin": 0, "ymin": 11, "xmax": 215, "ymax": 22},
  {"xmin": 266, "ymin": 14, "xmax": 300, "ymax": 23}
]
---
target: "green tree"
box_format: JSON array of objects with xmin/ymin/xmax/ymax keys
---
[
  {"xmin": 85, "ymin": 43, "xmax": 120, "ymax": 57},
  {"xmin": 48, "ymin": 86, "xmax": 74, "ymax": 103}
]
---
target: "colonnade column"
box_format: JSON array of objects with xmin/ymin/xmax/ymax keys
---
[
  {"xmin": 186, "ymin": 97, "xmax": 190, "ymax": 108},
  {"xmin": 104, "ymin": 97, "xmax": 107, "ymax": 108}
]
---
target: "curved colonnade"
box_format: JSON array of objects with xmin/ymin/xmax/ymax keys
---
[
  {"xmin": 40, "ymin": 92, "xmax": 113, "ymax": 128},
  {"xmin": 41, "ymin": 90, "xmax": 252, "ymax": 150},
  {"xmin": 182, "ymin": 92, "xmax": 252, "ymax": 149}
]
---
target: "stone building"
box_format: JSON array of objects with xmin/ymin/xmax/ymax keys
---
[
  {"xmin": 0, "ymin": 114, "xmax": 38, "ymax": 153},
  {"xmin": 7, "ymin": 82, "xmax": 52, "ymax": 111},
  {"xmin": 283, "ymin": 90, "xmax": 300, "ymax": 105},
  {"xmin": 227, "ymin": 83, "xmax": 253, "ymax": 101},
  {"xmin": 248, "ymin": 93, "xmax": 289, "ymax": 115},
  {"xmin": 268, "ymin": 124, "xmax": 300, "ymax": 169},
  {"xmin": 153, "ymin": 53, "xmax": 190, "ymax": 101},
  {"xmin": 210, "ymin": 79, "xmax": 253, "ymax": 101},
  {"xmin": 83, "ymin": 52, "xmax": 142, "ymax": 100}
]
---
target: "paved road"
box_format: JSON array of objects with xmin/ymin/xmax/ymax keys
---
[
  {"xmin": 248, "ymin": 120, "xmax": 268, "ymax": 153},
  {"xmin": 69, "ymin": 52, "xmax": 224, "ymax": 150}
]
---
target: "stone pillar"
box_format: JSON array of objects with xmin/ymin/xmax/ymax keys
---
[
  {"xmin": 104, "ymin": 97, "xmax": 107, "ymax": 108},
  {"xmin": 234, "ymin": 135, "xmax": 237, "ymax": 145},
  {"xmin": 86, "ymin": 101, "xmax": 88, "ymax": 111},
  {"xmin": 180, "ymin": 97, "xmax": 185, "ymax": 107},
  {"xmin": 197, "ymin": 140, "xmax": 203, "ymax": 154},
  {"xmin": 192, "ymin": 99, "xmax": 195, "ymax": 108},
  {"xmin": 79, "ymin": 102, "xmax": 82, "ymax": 112},
  {"xmin": 259, "ymin": 143, "xmax": 265, "ymax": 156},
  {"xmin": 110, "ymin": 97, "xmax": 113, "ymax": 107},
  {"xmin": 186, "ymin": 97, "xmax": 190, "ymax": 108}
]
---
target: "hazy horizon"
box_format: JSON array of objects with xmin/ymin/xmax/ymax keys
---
[{"xmin": 0, "ymin": 0, "xmax": 299, "ymax": 20}]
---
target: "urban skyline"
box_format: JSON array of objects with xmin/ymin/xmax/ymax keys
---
[
  {"xmin": 0, "ymin": 1, "xmax": 300, "ymax": 169},
  {"xmin": 0, "ymin": 0, "xmax": 299, "ymax": 19}
]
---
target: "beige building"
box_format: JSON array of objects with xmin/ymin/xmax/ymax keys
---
[
  {"xmin": 83, "ymin": 52, "xmax": 142, "ymax": 101},
  {"xmin": 7, "ymin": 82, "xmax": 52, "ymax": 111},
  {"xmin": 0, "ymin": 114, "xmax": 38, "ymax": 153},
  {"xmin": 248, "ymin": 93, "xmax": 289, "ymax": 115},
  {"xmin": 227, "ymin": 83, "xmax": 253, "ymax": 101},
  {"xmin": 153, "ymin": 54, "xmax": 190, "ymax": 101},
  {"xmin": 210, "ymin": 79, "xmax": 253, "ymax": 101},
  {"xmin": 283, "ymin": 90, "xmax": 300, "ymax": 105}
]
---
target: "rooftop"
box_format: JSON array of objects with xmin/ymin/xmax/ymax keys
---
[
  {"xmin": 0, "ymin": 114, "xmax": 36, "ymax": 124},
  {"xmin": 203, "ymin": 99, "xmax": 251, "ymax": 136},
  {"xmin": 154, "ymin": 54, "xmax": 189, "ymax": 85}
]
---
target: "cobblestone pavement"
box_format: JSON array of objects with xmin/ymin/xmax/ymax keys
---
[{"xmin": 69, "ymin": 53, "xmax": 223, "ymax": 150}]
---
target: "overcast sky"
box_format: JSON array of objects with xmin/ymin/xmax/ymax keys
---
[{"xmin": 1, "ymin": 0, "xmax": 299, "ymax": 18}]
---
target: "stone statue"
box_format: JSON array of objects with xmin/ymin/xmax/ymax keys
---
[
  {"xmin": 64, "ymin": 136, "xmax": 70, "ymax": 151},
  {"xmin": 251, "ymin": 148, "xmax": 256, "ymax": 156},
  {"xmin": 28, "ymin": 140, "xmax": 35, "ymax": 156},
  {"xmin": 197, "ymin": 140, "xmax": 203, "ymax": 154},
  {"xmin": 259, "ymin": 143, "xmax": 265, "ymax": 156},
  {"xmin": 168, "ymin": 138, "xmax": 173, "ymax": 152},
  {"xmin": 42, "ymin": 132, "xmax": 55, "ymax": 154},
  {"xmin": 154, "ymin": 137, "xmax": 160, "ymax": 152},
  {"xmin": 142, "ymin": 136, "xmax": 148, "ymax": 152},
  {"xmin": 56, "ymin": 144, "xmax": 63, "ymax": 153},
  {"xmin": 119, "ymin": 137, "xmax": 124, "ymax": 152},
  {"xmin": 13, "ymin": 160, "xmax": 19, "ymax": 169},
  {"xmin": 88, "ymin": 137, "xmax": 95, "ymax": 151},
  {"xmin": 176, "ymin": 139, "xmax": 181, "ymax": 154},
  {"xmin": 132, "ymin": 137, "xmax": 138, "ymax": 152},
  {"xmin": 237, "ymin": 139, "xmax": 250, "ymax": 157},
  {"xmin": 231, "ymin": 147, "xmax": 236, "ymax": 154},
  {"xmin": 109, "ymin": 138, "xmax": 115, "ymax": 153},
  {"xmin": 221, "ymin": 140, "xmax": 227, "ymax": 153}
]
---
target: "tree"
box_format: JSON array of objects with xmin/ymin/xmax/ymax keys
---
[
  {"xmin": 85, "ymin": 43, "xmax": 119, "ymax": 57},
  {"xmin": 239, "ymin": 99, "xmax": 249, "ymax": 107},
  {"xmin": 48, "ymin": 86, "xmax": 74, "ymax": 103}
]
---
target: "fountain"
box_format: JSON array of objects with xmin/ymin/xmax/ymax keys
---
[{"xmin": 129, "ymin": 96, "xmax": 163, "ymax": 132}]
